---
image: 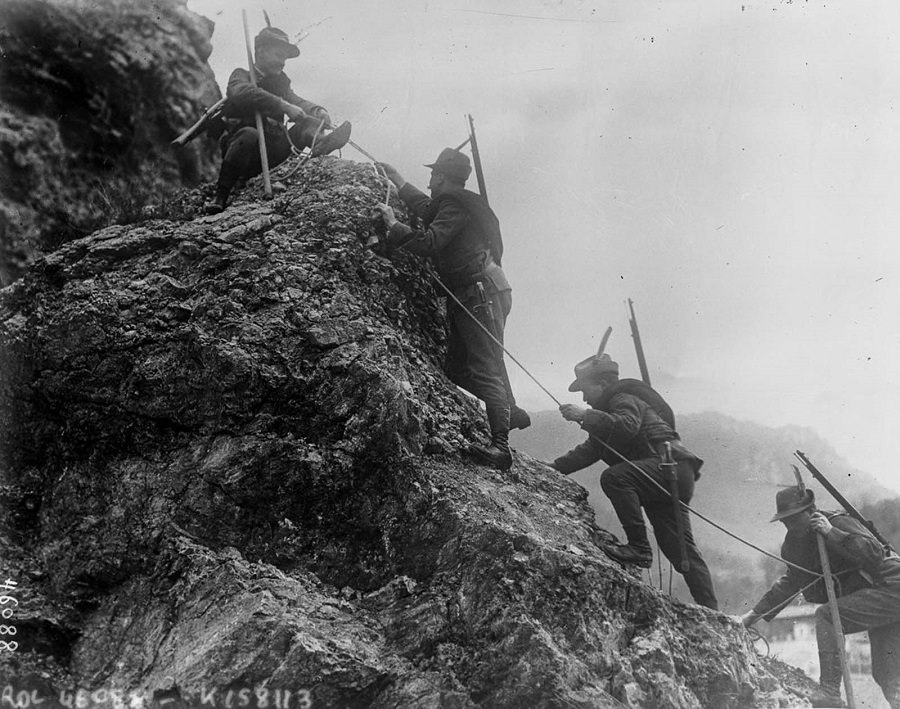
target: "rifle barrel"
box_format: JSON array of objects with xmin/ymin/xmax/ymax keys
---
[
  {"xmin": 171, "ymin": 97, "xmax": 227, "ymax": 147},
  {"xmin": 467, "ymin": 114, "xmax": 488, "ymax": 204},
  {"xmin": 627, "ymin": 298, "xmax": 652, "ymax": 386},
  {"xmin": 795, "ymin": 450, "xmax": 894, "ymax": 552}
]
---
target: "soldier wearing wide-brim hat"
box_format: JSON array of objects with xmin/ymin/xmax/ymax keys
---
[
  {"xmin": 205, "ymin": 26, "xmax": 351, "ymax": 214},
  {"xmin": 373, "ymin": 148, "xmax": 531, "ymax": 471},
  {"xmin": 742, "ymin": 486, "xmax": 900, "ymax": 708},
  {"xmin": 551, "ymin": 351, "xmax": 719, "ymax": 610}
]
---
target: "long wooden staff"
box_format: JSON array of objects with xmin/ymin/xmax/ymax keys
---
[
  {"xmin": 793, "ymin": 466, "xmax": 856, "ymax": 708},
  {"xmin": 241, "ymin": 9, "xmax": 272, "ymax": 199},
  {"xmin": 816, "ymin": 535, "xmax": 857, "ymax": 709}
]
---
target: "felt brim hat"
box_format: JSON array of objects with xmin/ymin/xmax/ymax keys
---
[
  {"xmin": 255, "ymin": 27, "xmax": 300, "ymax": 58},
  {"xmin": 770, "ymin": 487, "xmax": 815, "ymax": 522},
  {"xmin": 424, "ymin": 147, "xmax": 472, "ymax": 182},
  {"xmin": 568, "ymin": 353, "xmax": 619, "ymax": 392}
]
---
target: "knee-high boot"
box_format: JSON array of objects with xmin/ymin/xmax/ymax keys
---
[
  {"xmin": 469, "ymin": 406, "xmax": 512, "ymax": 471},
  {"xmin": 809, "ymin": 651, "xmax": 845, "ymax": 707}
]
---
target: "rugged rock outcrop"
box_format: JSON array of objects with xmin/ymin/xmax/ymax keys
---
[
  {"xmin": 0, "ymin": 0, "xmax": 220, "ymax": 285},
  {"xmin": 0, "ymin": 157, "xmax": 819, "ymax": 707}
]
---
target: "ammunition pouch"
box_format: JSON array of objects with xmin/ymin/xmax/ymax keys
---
[{"xmin": 449, "ymin": 259, "xmax": 510, "ymax": 303}]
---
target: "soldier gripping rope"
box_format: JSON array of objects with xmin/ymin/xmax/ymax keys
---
[
  {"xmin": 201, "ymin": 24, "xmax": 351, "ymax": 214},
  {"xmin": 374, "ymin": 147, "xmax": 530, "ymax": 471},
  {"xmin": 550, "ymin": 349, "xmax": 719, "ymax": 610}
]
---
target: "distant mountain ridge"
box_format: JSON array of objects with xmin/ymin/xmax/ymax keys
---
[{"xmin": 511, "ymin": 409, "xmax": 898, "ymax": 610}]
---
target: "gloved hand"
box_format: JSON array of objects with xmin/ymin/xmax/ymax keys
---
[
  {"xmin": 559, "ymin": 404, "xmax": 586, "ymax": 423},
  {"xmin": 809, "ymin": 511, "xmax": 834, "ymax": 536},
  {"xmin": 376, "ymin": 162, "xmax": 404, "ymax": 187},
  {"xmin": 375, "ymin": 203, "xmax": 397, "ymax": 229}
]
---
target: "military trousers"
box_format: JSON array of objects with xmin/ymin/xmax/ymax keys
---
[
  {"xmin": 600, "ymin": 457, "xmax": 719, "ymax": 609},
  {"xmin": 217, "ymin": 117, "xmax": 321, "ymax": 191},
  {"xmin": 814, "ymin": 577, "xmax": 900, "ymax": 696},
  {"xmin": 445, "ymin": 287, "xmax": 512, "ymax": 412}
]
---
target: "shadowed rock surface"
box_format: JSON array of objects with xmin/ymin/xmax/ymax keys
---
[
  {"xmin": 0, "ymin": 0, "xmax": 221, "ymax": 285},
  {"xmin": 0, "ymin": 157, "xmax": 821, "ymax": 707}
]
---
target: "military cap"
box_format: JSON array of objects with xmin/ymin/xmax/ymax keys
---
[
  {"xmin": 424, "ymin": 148, "xmax": 472, "ymax": 182},
  {"xmin": 255, "ymin": 27, "xmax": 300, "ymax": 58},
  {"xmin": 568, "ymin": 353, "xmax": 619, "ymax": 392}
]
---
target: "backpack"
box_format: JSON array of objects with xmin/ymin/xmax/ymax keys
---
[{"xmin": 597, "ymin": 378, "xmax": 676, "ymax": 429}]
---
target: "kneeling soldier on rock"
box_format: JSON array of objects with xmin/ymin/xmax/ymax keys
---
[{"xmin": 205, "ymin": 26, "xmax": 351, "ymax": 214}]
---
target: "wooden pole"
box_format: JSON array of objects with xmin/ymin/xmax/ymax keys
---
[
  {"xmin": 817, "ymin": 534, "xmax": 857, "ymax": 709},
  {"xmin": 242, "ymin": 9, "xmax": 272, "ymax": 199}
]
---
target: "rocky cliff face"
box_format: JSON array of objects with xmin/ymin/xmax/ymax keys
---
[
  {"xmin": 0, "ymin": 0, "xmax": 220, "ymax": 286},
  {"xmin": 0, "ymin": 157, "xmax": 819, "ymax": 707}
]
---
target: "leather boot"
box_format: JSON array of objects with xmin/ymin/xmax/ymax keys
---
[
  {"xmin": 204, "ymin": 184, "xmax": 231, "ymax": 214},
  {"xmin": 603, "ymin": 524, "xmax": 653, "ymax": 568},
  {"xmin": 809, "ymin": 651, "xmax": 845, "ymax": 707},
  {"xmin": 306, "ymin": 120, "xmax": 352, "ymax": 157},
  {"xmin": 509, "ymin": 405, "xmax": 531, "ymax": 430},
  {"xmin": 469, "ymin": 406, "xmax": 512, "ymax": 471}
]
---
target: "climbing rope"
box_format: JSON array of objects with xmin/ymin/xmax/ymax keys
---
[
  {"xmin": 366, "ymin": 161, "xmax": 834, "ymax": 589},
  {"xmin": 275, "ymin": 117, "xmax": 326, "ymax": 181},
  {"xmin": 415, "ymin": 269, "xmax": 827, "ymax": 579}
]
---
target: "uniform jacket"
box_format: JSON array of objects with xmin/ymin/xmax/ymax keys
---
[
  {"xmin": 552, "ymin": 386, "xmax": 700, "ymax": 475},
  {"xmin": 389, "ymin": 184, "xmax": 510, "ymax": 295},
  {"xmin": 223, "ymin": 67, "xmax": 323, "ymax": 130},
  {"xmin": 753, "ymin": 512, "xmax": 900, "ymax": 621}
]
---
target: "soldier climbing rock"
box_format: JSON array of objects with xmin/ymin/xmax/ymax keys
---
[
  {"xmin": 551, "ymin": 352, "xmax": 718, "ymax": 610},
  {"xmin": 375, "ymin": 148, "xmax": 531, "ymax": 471},
  {"xmin": 742, "ymin": 487, "xmax": 900, "ymax": 708},
  {"xmin": 205, "ymin": 26, "xmax": 351, "ymax": 214}
]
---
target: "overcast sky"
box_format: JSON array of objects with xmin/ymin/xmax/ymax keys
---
[{"xmin": 187, "ymin": 0, "xmax": 900, "ymax": 495}]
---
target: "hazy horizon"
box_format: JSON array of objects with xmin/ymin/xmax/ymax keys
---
[{"xmin": 188, "ymin": 0, "xmax": 900, "ymax": 496}]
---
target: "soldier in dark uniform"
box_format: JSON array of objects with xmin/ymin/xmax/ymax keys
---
[
  {"xmin": 375, "ymin": 148, "xmax": 530, "ymax": 471},
  {"xmin": 551, "ymin": 352, "xmax": 718, "ymax": 609},
  {"xmin": 742, "ymin": 487, "xmax": 900, "ymax": 708},
  {"xmin": 205, "ymin": 27, "xmax": 351, "ymax": 214}
]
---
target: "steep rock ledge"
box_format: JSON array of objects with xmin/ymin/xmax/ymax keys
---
[
  {"xmin": 0, "ymin": 159, "xmax": 816, "ymax": 707},
  {"xmin": 0, "ymin": 0, "xmax": 221, "ymax": 285}
]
